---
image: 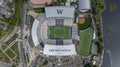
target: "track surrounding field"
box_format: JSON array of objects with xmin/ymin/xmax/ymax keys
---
[{"xmin": 78, "ymin": 28, "xmax": 93, "ymax": 55}]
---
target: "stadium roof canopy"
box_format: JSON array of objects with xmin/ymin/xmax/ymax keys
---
[
  {"xmin": 32, "ymin": 19, "xmax": 40, "ymax": 46},
  {"xmin": 43, "ymin": 44, "xmax": 77, "ymax": 56},
  {"xmin": 45, "ymin": 6, "xmax": 75, "ymax": 18},
  {"xmin": 78, "ymin": 0, "xmax": 91, "ymax": 12}
]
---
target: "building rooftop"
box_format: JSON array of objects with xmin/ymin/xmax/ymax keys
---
[
  {"xmin": 29, "ymin": 0, "xmax": 52, "ymax": 8},
  {"xmin": 0, "ymin": 0, "xmax": 3, "ymax": 4},
  {"xmin": 0, "ymin": 7, "xmax": 11, "ymax": 18},
  {"xmin": 45, "ymin": 6, "xmax": 75, "ymax": 18},
  {"xmin": 78, "ymin": 0, "xmax": 91, "ymax": 12},
  {"xmin": 43, "ymin": 44, "xmax": 76, "ymax": 56}
]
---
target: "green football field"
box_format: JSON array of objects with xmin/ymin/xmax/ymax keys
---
[
  {"xmin": 78, "ymin": 28, "xmax": 93, "ymax": 55},
  {"xmin": 49, "ymin": 26, "xmax": 70, "ymax": 39}
]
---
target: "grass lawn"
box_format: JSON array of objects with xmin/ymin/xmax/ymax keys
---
[
  {"xmin": 0, "ymin": 50, "xmax": 10, "ymax": 63},
  {"xmin": 34, "ymin": 8, "xmax": 45, "ymax": 13},
  {"xmin": 11, "ymin": 43, "xmax": 18, "ymax": 53},
  {"xmin": 78, "ymin": 18, "xmax": 91, "ymax": 30},
  {"xmin": 0, "ymin": 30, "xmax": 7, "ymax": 38},
  {"xmin": 6, "ymin": 49, "xmax": 15, "ymax": 59},
  {"xmin": 49, "ymin": 26, "xmax": 70, "ymax": 39},
  {"xmin": 52, "ymin": 0, "xmax": 67, "ymax": 6},
  {"xmin": 78, "ymin": 28, "xmax": 93, "ymax": 55},
  {"xmin": 6, "ymin": 33, "xmax": 18, "ymax": 45},
  {"xmin": 1, "ymin": 45, "xmax": 7, "ymax": 50},
  {"xmin": 11, "ymin": 43, "xmax": 20, "ymax": 60}
]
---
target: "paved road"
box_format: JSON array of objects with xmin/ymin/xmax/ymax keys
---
[{"xmin": 19, "ymin": 1, "xmax": 27, "ymax": 67}]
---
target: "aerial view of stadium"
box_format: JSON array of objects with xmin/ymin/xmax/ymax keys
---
[
  {"xmin": 30, "ymin": 5, "xmax": 94, "ymax": 57},
  {"xmin": 31, "ymin": 6, "xmax": 78, "ymax": 56},
  {"xmin": 0, "ymin": 0, "xmax": 107, "ymax": 66}
]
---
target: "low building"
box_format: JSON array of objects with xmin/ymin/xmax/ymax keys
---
[
  {"xmin": 67, "ymin": 0, "xmax": 77, "ymax": 2},
  {"xmin": 27, "ymin": 48, "xmax": 35, "ymax": 62},
  {"xmin": 77, "ymin": 0, "xmax": 91, "ymax": 12},
  {"xmin": 29, "ymin": 0, "xmax": 52, "ymax": 8},
  {"xmin": 0, "ymin": 7, "xmax": 11, "ymax": 18},
  {"xmin": 5, "ymin": 0, "xmax": 12, "ymax": 3},
  {"xmin": 0, "ymin": 0, "xmax": 3, "ymax": 5},
  {"xmin": 0, "ymin": 0, "xmax": 3, "ymax": 7},
  {"xmin": 0, "ymin": 14, "xmax": 3, "ymax": 18},
  {"xmin": 0, "ymin": 0, "xmax": 12, "ymax": 18}
]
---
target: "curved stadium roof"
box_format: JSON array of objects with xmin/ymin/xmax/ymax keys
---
[{"xmin": 32, "ymin": 19, "xmax": 40, "ymax": 46}]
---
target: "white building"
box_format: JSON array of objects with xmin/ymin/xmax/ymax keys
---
[
  {"xmin": 67, "ymin": 0, "xmax": 76, "ymax": 2},
  {"xmin": 29, "ymin": 0, "xmax": 52, "ymax": 8},
  {"xmin": 0, "ymin": 0, "xmax": 3, "ymax": 4},
  {"xmin": 77, "ymin": 0, "xmax": 91, "ymax": 12},
  {"xmin": 0, "ymin": 0, "xmax": 3, "ymax": 6},
  {"xmin": 43, "ymin": 44, "xmax": 76, "ymax": 56},
  {"xmin": 45, "ymin": 6, "xmax": 75, "ymax": 19}
]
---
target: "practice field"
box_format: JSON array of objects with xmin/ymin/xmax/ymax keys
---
[
  {"xmin": 78, "ymin": 28, "xmax": 93, "ymax": 55},
  {"xmin": 49, "ymin": 26, "xmax": 71, "ymax": 39}
]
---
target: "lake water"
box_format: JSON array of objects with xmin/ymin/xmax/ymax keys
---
[{"xmin": 102, "ymin": 0, "xmax": 120, "ymax": 67}]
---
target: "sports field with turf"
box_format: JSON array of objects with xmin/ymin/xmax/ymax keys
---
[
  {"xmin": 78, "ymin": 28, "xmax": 93, "ymax": 55},
  {"xmin": 49, "ymin": 26, "xmax": 71, "ymax": 39},
  {"xmin": 78, "ymin": 18, "xmax": 91, "ymax": 30}
]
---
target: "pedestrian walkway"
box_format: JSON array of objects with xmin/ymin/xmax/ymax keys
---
[
  {"xmin": 2, "ymin": 28, "xmax": 15, "ymax": 43},
  {"xmin": 27, "ymin": 11, "xmax": 39, "ymax": 18},
  {"xmin": 0, "ymin": 62, "xmax": 11, "ymax": 67}
]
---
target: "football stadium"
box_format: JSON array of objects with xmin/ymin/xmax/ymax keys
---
[{"xmin": 31, "ymin": 6, "xmax": 78, "ymax": 56}]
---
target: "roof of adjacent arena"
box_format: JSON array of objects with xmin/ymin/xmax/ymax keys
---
[
  {"xmin": 45, "ymin": 6, "xmax": 75, "ymax": 18},
  {"xmin": 78, "ymin": 0, "xmax": 91, "ymax": 11},
  {"xmin": 43, "ymin": 44, "xmax": 76, "ymax": 56}
]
